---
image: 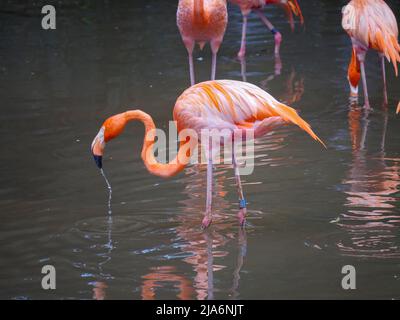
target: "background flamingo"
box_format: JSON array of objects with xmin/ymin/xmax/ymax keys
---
[
  {"xmin": 229, "ymin": 0, "xmax": 304, "ymax": 59},
  {"xmin": 177, "ymin": 0, "xmax": 228, "ymax": 85},
  {"xmin": 91, "ymin": 80, "xmax": 324, "ymax": 228},
  {"xmin": 342, "ymin": 0, "xmax": 400, "ymax": 109}
]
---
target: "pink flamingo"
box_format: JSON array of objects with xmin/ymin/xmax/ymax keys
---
[
  {"xmin": 342, "ymin": 0, "xmax": 400, "ymax": 109},
  {"xmin": 91, "ymin": 80, "xmax": 324, "ymax": 228},
  {"xmin": 229, "ymin": 0, "xmax": 304, "ymax": 59},
  {"xmin": 177, "ymin": 0, "xmax": 228, "ymax": 85}
]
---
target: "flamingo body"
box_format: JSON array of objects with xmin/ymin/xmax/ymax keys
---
[
  {"xmin": 342, "ymin": 0, "xmax": 400, "ymax": 108},
  {"xmin": 174, "ymin": 80, "xmax": 322, "ymax": 143},
  {"xmin": 229, "ymin": 0, "xmax": 265, "ymax": 15},
  {"xmin": 91, "ymin": 80, "xmax": 324, "ymax": 227},
  {"xmin": 230, "ymin": 0, "xmax": 303, "ymax": 24},
  {"xmin": 177, "ymin": 0, "xmax": 228, "ymax": 85},
  {"xmin": 177, "ymin": 0, "xmax": 227, "ymax": 46}
]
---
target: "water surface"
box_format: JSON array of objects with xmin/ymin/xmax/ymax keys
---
[{"xmin": 0, "ymin": 0, "xmax": 400, "ymax": 299}]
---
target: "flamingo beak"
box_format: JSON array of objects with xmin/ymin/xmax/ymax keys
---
[{"xmin": 91, "ymin": 127, "xmax": 105, "ymax": 169}]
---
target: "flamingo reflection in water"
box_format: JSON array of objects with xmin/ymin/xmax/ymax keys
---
[
  {"xmin": 338, "ymin": 104, "xmax": 400, "ymax": 259},
  {"xmin": 259, "ymin": 68, "xmax": 304, "ymax": 106},
  {"xmin": 239, "ymin": 42, "xmax": 282, "ymax": 82},
  {"xmin": 140, "ymin": 169, "xmax": 248, "ymax": 300}
]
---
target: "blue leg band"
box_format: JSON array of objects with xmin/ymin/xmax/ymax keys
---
[
  {"xmin": 239, "ymin": 199, "xmax": 247, "ymax": 209},
  {"xmin": 271, "ymin": 28, "xmax": 278, "ymax": 35}
]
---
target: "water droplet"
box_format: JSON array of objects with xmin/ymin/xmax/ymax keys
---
[{"xmin": 100, "ymin": 168, "xmax": 112, "ymax": 215}]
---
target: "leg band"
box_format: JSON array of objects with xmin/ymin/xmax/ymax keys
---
[
  {"xmin": 271, "ymin": 28, "xmax": 278, "ymax": 35},
  {"xmin": 239, "ymin": 198, "xmax": 247, "ymax": 209}
]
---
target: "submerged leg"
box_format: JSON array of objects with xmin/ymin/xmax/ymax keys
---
[
  {"xmin": 380, "ymin": 53, "xmax": 388, "ymax": 106},
  {"xmin": 202, "ymin": 143, "xmax": 213, "ymax": 228},
  {"xmin": 238, "ymin": 14, "xmax": 248, "ymax": 59},
  {"xmin": 255, "ymin": 9, "xmax": 282, "ymax": 57},
  {"xmin": 357, "ymin": 51, "xmax": 370, "ymax": 109},
  {"xmin": 232, "ymin": 143, "xmax": 247, "ymax": 226}
]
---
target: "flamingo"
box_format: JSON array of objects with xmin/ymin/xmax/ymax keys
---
[
  {"xmin": 229, "ymin": 0, "xmax": 304, "ymax": 59},
  {"xmin": 342, "ymin": 0, "xmax": 400, "ymax": 109},
  {"xmin": 91, "ymin": 80, "xmax": 324, "ymax": 228},
  {"xmin": 177, "ymin": 0, "xmax": 228, "ymax": 85}
]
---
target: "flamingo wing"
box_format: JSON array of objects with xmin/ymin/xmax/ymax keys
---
[{"xmin": 174, "ymin": 80, "xmax": 325, "ymax": 147}]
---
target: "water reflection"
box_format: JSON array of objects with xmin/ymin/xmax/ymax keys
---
[
  {"xmin": 338, "ymin": 104, "xmax": 400, "ymax": 259},
  {"xmin": 138, "ymin": 167, "xmax": 248, "ymax": 300},
  {"xmin": 259, "ymin": 68, "xmax": 304, "ymax": 106},
  {"xmin": 141, "ymin": 266, "xmax": 193, "ymax": 300},
  {"xmin": 239, "ymin": 54, "xmax": 282, "ymax": 82}
]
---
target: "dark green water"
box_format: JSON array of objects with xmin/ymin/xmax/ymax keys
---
[{"xmin": 0, "ymin": 0, "xmax": 399, "ymax": 299}]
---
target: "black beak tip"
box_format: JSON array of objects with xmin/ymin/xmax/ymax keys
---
[{"xmin": 93, "ymin": 154, "xmax": 103, "ymax": 169}]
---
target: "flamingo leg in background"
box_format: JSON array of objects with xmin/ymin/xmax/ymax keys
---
[
  {"xmin": 232, "ymin": 143, "xmax": 246, "ymax": 226},
  {"xmin": 202, "ymin": 142, "xmax": 213, "ymax": 229},
  {"xmin": 240, "ymin": 56, "xmax": 247, "ymax": 82},
  {"xmin": 255, "ymin": 9, "xmax": 282, "ymax": 57},
  {"xmin": 210, "ymin": 40, "xmax": 222, "ymax": 81},
  {"xmin": 357, "ymin": 50, "xmax": 370, "ymax": 109},
  {"xmin": 238, "ymin": 14, "xmax": 248, "ymax": 59},
  {"xmin": 379, "ymin": 53, "xmax": 388, "ymax": 106},
  {"xmin": 184, "ymin": 39, "xmax": 196, "ymax": 86}
]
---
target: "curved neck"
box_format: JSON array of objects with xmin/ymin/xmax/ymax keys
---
[
  {"xmin": 348, "ymin": 48, "xmax": 361, "ymax": 94},
  {"xmin": 124, "ymin": 110, "xmax": 196, "ymax": 178}
]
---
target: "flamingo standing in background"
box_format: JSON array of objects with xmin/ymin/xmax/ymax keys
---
[
  {"xmin": 177, "ymin": 0, "xmax": 228, "ymax": 85},
  {"xmin": 91, "ymin": 80, "xmax": 324, "ymax": 228},
  {"xmin": 342, "ymin": 0, "xmax": 400, "ymax": 109},
  {"xmin": 229, "ymin": 0, "xmax": 304, "ymax": 59}
]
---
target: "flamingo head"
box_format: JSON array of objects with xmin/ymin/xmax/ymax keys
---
[{"xmin": 91, "ymin": 113, "xmax": 127, "ymax": 168}]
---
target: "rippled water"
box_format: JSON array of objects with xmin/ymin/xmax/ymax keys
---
[{"xmin": 0, "ymin": 0, "xmax": 400, "ymax": 299}]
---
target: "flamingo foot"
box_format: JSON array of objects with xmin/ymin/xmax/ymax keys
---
[
  {"xmin": 201, "ymin": 215, "xmax": 212, "ymax": 229},
  {"xmin": 274, "ymin": 32, "xmax": 282, "ymax": 57},
  {"xmin": 238, "ymin": 208, "xmax": 247, "ymax": 227}
]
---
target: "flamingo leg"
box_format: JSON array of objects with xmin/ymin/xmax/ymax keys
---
[
  {"xmin": 202, "ymin": 142, "xmax": 213, "ymax": 229},
  {"xmin": 357, "ymin": 51, "xmax": 370, "ymax": 109},
  {"xmin": 211, "ymin": 51, "xmax": 217, "ymax": 81},
  {"xmin": 240, "ymin": 56, "xmax": 247, "ymax": 82},
  {"xmin": 380, "ymin": 53, "xmax": 388, "ymax": 106},
  {"xmin": 210, "ymin": 40, "xmax": 221, "ymax": 81},
  {"xmin": 255, "ymin": 9, "xmax": 282, "ymax": 57},
  {"xmin": 184, "ymin": 39, "xmax": 195, "ymax": 86},
  {"xmin": 238, "ymin": 14, "xmax": 248, "ymax": 59},
  {"xmin": 232, "ymin": 143, "xmax": 246, "ymax": 226}
]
